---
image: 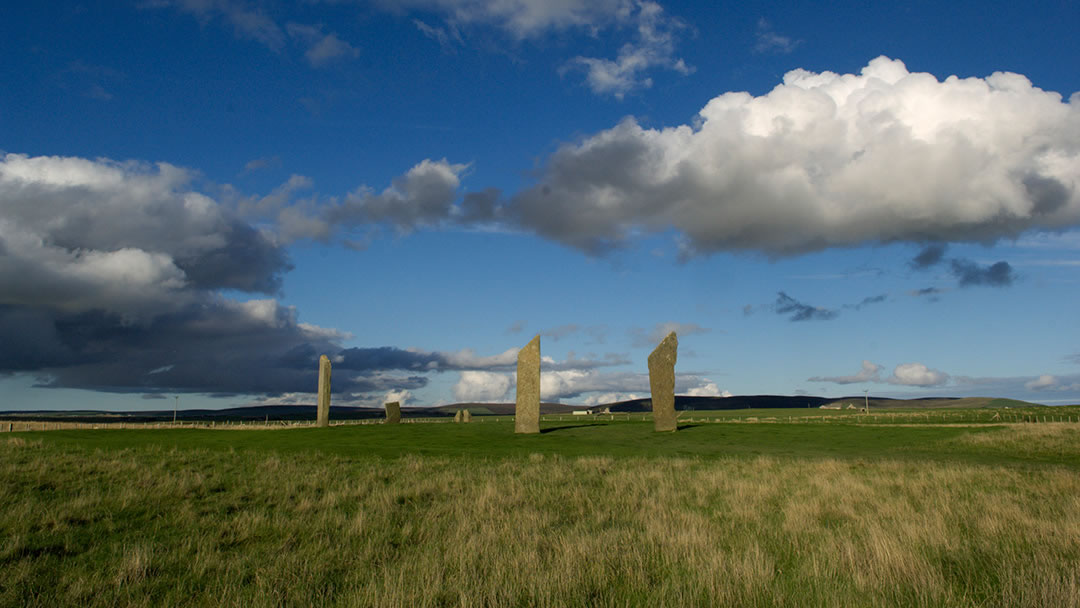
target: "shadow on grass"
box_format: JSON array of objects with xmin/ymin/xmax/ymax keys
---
[{"xmin": 540, "ymin": 423, "xmax": 608, "ymax": 434}]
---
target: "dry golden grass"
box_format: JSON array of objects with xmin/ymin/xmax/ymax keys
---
[{"xmin": 2, "ymin": 431, "xmax": 1080, "ymax": 607}]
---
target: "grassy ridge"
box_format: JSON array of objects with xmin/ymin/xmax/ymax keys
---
[{"xmin": 3, "ymin": 420, "xmax": 1080, "ymax": 606}]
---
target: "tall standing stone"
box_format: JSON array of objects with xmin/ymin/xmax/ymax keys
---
[
  {"xmin": 316, "ymin": 355, "xmax": 332, "ymax": 428},
  {"xmin": 515, "ymin": 334, "xmax": 541, "ymax": 434},
  {"xmin": 454, "ymin": 410, "xmax": 464, "ymax": 423},
  {"xmin": 648, "ymin": 332, "xmax": 678, "ymax": 432},
  {"xmin": 385, "ymin": 401, "xmax": 401, "ymax": 424},
  {"xmin": 462, "ymin": 409, "xmax": 472, "ymax": 423}
]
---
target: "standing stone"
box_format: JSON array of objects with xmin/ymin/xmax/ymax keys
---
[
  {"xmin": 462, "ymin": 409, "xmax": 472, "ymax": 423},
  {"xmin": 648, "ymin": 332, "xmax": 678, "ymax": 432},
  {"xmin": 385, "ymin": 401, "xmax": 401, "ymax": 424},
  {"xmin": 316, "ymin": 355, "xmax": 332, "ymax": 428},
  {"xmin": 454, "ymin": 409, "xmax": 464, "ymax": 423},
  {"xmin": 515, "ymin": 335, "xmax": 541, "ymax": 434}
]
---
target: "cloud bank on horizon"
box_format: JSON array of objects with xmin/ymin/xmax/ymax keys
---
[{"xmin": 3, "ymin": 51, "xmax": 1079, "ymax": 405}]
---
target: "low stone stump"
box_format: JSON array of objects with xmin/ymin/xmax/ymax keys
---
[{"xmin": 385, "ymin": 401, "xmax": 401, "ymax": 424}]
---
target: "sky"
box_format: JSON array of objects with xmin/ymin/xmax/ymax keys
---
[{"xmin": 1, "ymin": 0, "xmax": 1079, "ymax": 411}]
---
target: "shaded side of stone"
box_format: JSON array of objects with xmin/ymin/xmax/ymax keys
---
[
  {"xmin": 316, "ymin": 355, "xmax": 332, "ymax": 428},
  {"xmin": 648, "ymin": 332, "xmax": 678, "ymax": 432},
  {"xmin": 385, "ymin": 401, "xmax": 401, "ymax": 424},
  {"xmin": 515, "ymin": 334, "xmax": 541, "ymax": 434}
]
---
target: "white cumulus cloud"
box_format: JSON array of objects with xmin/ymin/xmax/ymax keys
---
[
  {"xmin": 511, "ymin": 57, "xmax": 1080, "ymax": 256},
  {"xmin": 453, "ymin": 371, "xmax": 512, "ymax": 401},
  {"xmin": 887, "ymin": 362, "xmax": 950, "ymax": 387}
]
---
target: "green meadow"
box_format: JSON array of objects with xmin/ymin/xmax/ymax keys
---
[{"xmin": 3, "ymin": 412, "xmax": 1080, "ymax": 607}]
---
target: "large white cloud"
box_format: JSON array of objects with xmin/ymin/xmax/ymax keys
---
[
  {"xmin": 453, "ymin": 371, "xmax": 512, "ymax": 401},
  {"xmin": 887, "ymin": 362, "xmax": 950, "ymax": 387},
  {"xmin": 511, "ymin": 57, "xmax": 1080, "ymax": 256}
]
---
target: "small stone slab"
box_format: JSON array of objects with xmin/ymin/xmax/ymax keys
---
[
  {"xmin": 385, "ymin": 401, "xmax": 401, "ymax": 424},
  {"xmin": 648, "ymin": 332, "xmax": 678, "ymax": 432},
  {"xmin": 515, "ymin": 335, "xmax": 541, "ymax": 434},
  {"xmin": 316, "ymin": 354, "xmax": 332, "ymax": 428}
]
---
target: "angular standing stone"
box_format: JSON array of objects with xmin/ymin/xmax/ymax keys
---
[
  {"xmin": 515, "ymin": 334, "xmax": 541, "ymax": 434},
  {"xmin": 316, "ymin": 355, "xmax": 331, "ymax": 428},
  {"xmin": 648, "ymin": 332, "xmax": 678, "ymax": 432},
  {"xmin": 454, "ymin": 409, "xmax": 464, "ymax": 423},
  {"xmin": 385, "ymin": 401, "xmax": 401, "ymax": 424},
  {"xmin": 462, "ymin": 409, "xmax": 472, "ymax": 423}
]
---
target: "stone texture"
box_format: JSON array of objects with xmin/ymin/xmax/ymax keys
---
[
  {"xmin": 515, "ymin": 334, "xmax": 541, "ymax": 434},
  {"xmin": 454, "ymin": 409, "xmax": 464, "ymax": 423},
  {"xmin": 385, "ymin": 401, "xmax": 401, "ymax": 424},
  {"xmin": 648, "ymin": 331, "xmax": 678, "ymax": 432},
  {"xmin": 462, "ymin": 409, "xmax": 472, "ymax": 423},
  {"xmin": 316, "ymin": 355, "xmax": 332, "ymax": 428}
]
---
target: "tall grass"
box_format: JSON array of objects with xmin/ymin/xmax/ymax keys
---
[{"xmin": 2, "ymin": 425, "xmax": 1079, "ymax": 607}]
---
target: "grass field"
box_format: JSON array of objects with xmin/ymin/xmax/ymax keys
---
[{"xmin": 3, "ymin": 414, "xmax": 1080, "ymax": 606}]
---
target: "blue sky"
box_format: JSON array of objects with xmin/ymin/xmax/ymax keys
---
[{"xmin": 2, "ymin": 0, "xmax": 1079, "ymax": 411}]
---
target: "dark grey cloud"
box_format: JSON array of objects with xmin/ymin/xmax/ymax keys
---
[
  {"xmin": 4, "ymin": 300, "xmax": 373, "ymax": 397},
  {"xmin": 0, "ymin": 153, "xmax": 408, "ymax": 399},
  {"xmin": 774, "ymin": 292, "xmax": 837, "ymax": 322},
  {"xmin": 950, "ymin": 259, "xmax": 1015, "ymax": 287},
  {"xmin": 174, "ymin": 219, "xmax": 292, "ymax": 293},
  {"xmin": 911, "ymin": 287, "xmax": 945, "ymax": 301},
  {"xmin": 460, "ymin": 188, "xmax": 501, "ymax": 223},
  {"xmin": 845, "ymin": 294, "xmax": 887, "ymax": 311},
  {"xmin": 911, "ymin": 244, "xmax": 947, "ymax": 269},
  {"xmin": 337, "ymin": 344, "xmax": 627, "ymax": 374}
]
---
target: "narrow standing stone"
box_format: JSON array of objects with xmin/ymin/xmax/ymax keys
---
[
  {"xmin": 385, "ymin": 401, "xmax": 401, "ymax": 424},
  {"xmin": 454, "ymin": 409, "xmax": 464, "ymax": 423},
  {"xmin": 316, "ymin": 355, "xmax": 331, "ymax": 428},
  {"xmin": 515, "ymin": 335, "xmax": 541, "ymax": 434},
  {"xmin": 462, "ymin": 409, "xmax": 472, "ymax": 423},
  {"xmin": 648, "ymin": 332, "xmax": 678, "ymax": 432}
]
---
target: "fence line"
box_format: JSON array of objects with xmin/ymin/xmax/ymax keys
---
[{"xmin": 3, "ymin": 410, "xmax": 1078, "ymax": 432}]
